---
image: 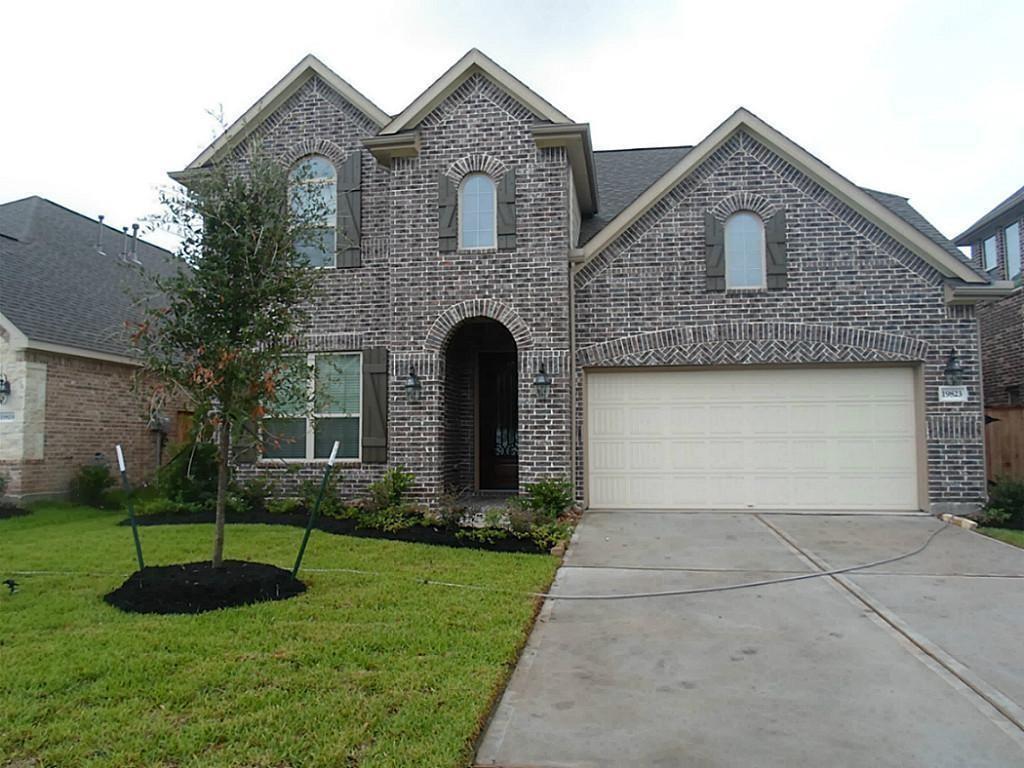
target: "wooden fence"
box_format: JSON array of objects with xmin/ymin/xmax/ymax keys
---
[{"xmin": 985, "ymin": 406, "xmax": 1024, "ymax": 482}]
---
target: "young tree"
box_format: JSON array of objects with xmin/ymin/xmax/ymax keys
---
[{"xmin": 133, "ymin": 150, "xmax": 326, "ymax": 568}]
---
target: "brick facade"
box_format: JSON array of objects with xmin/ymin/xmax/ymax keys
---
[
  {"xmin": 0, "ymin": 347, "xmax": 173, "ymax": 498},
  {"xmin": 219, "ymin": 62, "xmax": 986, "ymax": 513}
]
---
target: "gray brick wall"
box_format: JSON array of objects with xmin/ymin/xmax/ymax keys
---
[{"xmin": 574, "ymin": 130, "xmax": 985, "ymax": 511}]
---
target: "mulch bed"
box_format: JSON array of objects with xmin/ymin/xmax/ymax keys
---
[
  {"xmin": 0, "ymin": 502, "xmax": 30, "ymax": 520},
  {"xmin": 121, "ymin": 509, "xmax": 545, "ymax": 554},
  {"xmin": 104, "ymin": 560, "xmax": 306, "ymax": 615}
]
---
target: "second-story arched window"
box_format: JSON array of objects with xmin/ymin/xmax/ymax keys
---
[
  {"xmin": 289, "ymin": 155, "xmax": 337, "ymax": 268},
  {"xmin": 724, "ymin": 211, "xmax": 765, "ymax": 289},
  {"xmin": 459, "ymin": 173, "xmax": 496, "ymax": 250}
]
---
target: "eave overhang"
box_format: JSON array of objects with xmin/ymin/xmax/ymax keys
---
[
  {"xmin": 361, "ymin": 132, "xmax": 422, "ymax": 167},
  {"xmin": 532, "ymin": 123, "xmax": 598, "ymax": 216},
  {"xmin": 944, "ymin": 280, "xmax": 1018, "ymax": 305}
]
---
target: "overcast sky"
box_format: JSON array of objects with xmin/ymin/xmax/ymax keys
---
[{"xmin": 2, "ymin": 0, "xmax": 1021, "ymax": 251}]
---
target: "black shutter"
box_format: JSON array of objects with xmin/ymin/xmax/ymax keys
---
[
  {"xmin": 361, "ymin": 348, "xmax": 388, "ymax": 463},
  {"xmin": 705, "ymin": 212, "xmax": 725, "ymax": 291},
  {"xmin": 765, "ymin": 210, "xmax": 788, "ymax": 290},
  {"xmin": 337, "ymin": 152, "xmax": 362, "ymax": 268},
  {"xmin": 438, "ymin": 174, "xmax": 457, "ymax": 252},
  {"xmin": 496, "ymin": 169, "xmax": 517, "ymax": 249}
]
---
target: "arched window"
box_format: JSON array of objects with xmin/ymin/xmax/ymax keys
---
[
  {"xmin": 289, "ymin": 155, "xmax": 337, "ymax": 268},
  {"xmin": 724, "ymin": 211, "xmax": 765, "ymax": 289},
  {"xmin": 459, "ymin": 173, "xmax": 496, "ymax": 249}
]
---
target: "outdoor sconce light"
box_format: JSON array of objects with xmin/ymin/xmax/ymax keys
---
[
  {"xmin": 404, "ymin": 366, "xmax": 422, "ymax": 402},
  {"xmin": 0, "ymin": 374, "xmax": 9, "ymax": 405},
  {"xmin": 943, "ymin": 348, "xmax": 964, "ymax": 386},
  {"xmin": 533, "ymin": 364, "xmax": 553, "ymax": 399}
]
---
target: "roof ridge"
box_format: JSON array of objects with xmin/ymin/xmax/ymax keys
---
[
  {"xmin": 29, "ymin": 197, "xmax": 174, "ymax": 255},
  {"xmin": 593, "ymin": 145, "xmax": 693, "ymax": 154}
]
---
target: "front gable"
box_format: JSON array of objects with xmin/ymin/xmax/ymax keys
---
[{"xmin": 577, "ymin": 109, "xmax": 986, "ymax": 287}]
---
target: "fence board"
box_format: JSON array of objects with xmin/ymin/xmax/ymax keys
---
[{"xmin": 985, "ymin": 406, "xmax": 1024, "ymax": 481}]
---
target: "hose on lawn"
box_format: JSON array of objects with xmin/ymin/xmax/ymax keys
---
[{"xmin": 6, "ymin": 521, "xmax": 951, "ymax": 602}]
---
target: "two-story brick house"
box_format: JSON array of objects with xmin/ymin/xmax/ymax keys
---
[
  {"xmin": 955, "ymin": 185, "xmax": 1024, "ymax": 408},
  {"xmin": 173, "ymin": 49, "xmax": 1010, "ymax": 514}
]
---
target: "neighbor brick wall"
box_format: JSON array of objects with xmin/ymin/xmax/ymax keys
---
[
  {"xmin": 3, "ymin": 350, "xmax": 176, "ymax": 498},
  {"xmin": 978, "ymin": 290, "xmax": 1024, "ymax": 406},
  {"xmin": 574, "ymin": 130, "xmax": 986, "ymax": 511}
]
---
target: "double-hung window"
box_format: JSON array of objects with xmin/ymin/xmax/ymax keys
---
[
  {"xmin": 289, "ymin": 155, "xmax": 337, "ymax": 268},
  {"xmin": 1004, "ymin": 222, "xmax": 1021, "ymax": 282},
  {"xmin": 983, "ymin": 235, "xmax": 998, "ymax": 272},
  {"xmin": 263, "ymin": 352, "xmax": 361, "ymax": 461},
  {"xmin": 459, "ymin": 173, "xmax": 497, "ymax": 249},
  {"xmin": 724, "ymin": 211, "xmax": 766, "ymax": 289}
]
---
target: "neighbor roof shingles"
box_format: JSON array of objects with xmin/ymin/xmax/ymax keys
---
[
  {"xmin": 954, "ymin": 183, "xmax": 1024, "ymax": 246},
  {"xmin": 0, "ymin": 196, "xmax": 181, "ymax": 358}
]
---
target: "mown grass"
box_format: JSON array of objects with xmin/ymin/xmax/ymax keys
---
[
  {"xmin": 978, "ymin": 527, "xmax": 1024, "ymax": 549},
  {"xmin": 0, "ymin": 504, "xmax": 559, "ymax": 767}
]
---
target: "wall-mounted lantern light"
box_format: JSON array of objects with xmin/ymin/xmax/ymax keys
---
[
  {"xmin": 533, "ymin": 364, "xmax": 553, "ymax": 399},
  {"xmin": 943, "ymin": 348, "xmax": 964, "ymax": 386},
  {"xmin": 0, "ymin": 374, "xmax": 10, "ymax": 405},
  {"xmin": 405, "ymin": 366, "xmax": 422, "ymax": 402}
]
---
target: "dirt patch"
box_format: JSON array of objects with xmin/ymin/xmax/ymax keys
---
[
  {"xmin": 0, "ymin": 503, "xmax": 30, "ymax": 520},
  {"xmin": 104, "ymin": 560, "xmax": 306, "ymax": 615},
  {"xmin": 123, "ymin": 510, "xmax": 545, "ymax": 554}
]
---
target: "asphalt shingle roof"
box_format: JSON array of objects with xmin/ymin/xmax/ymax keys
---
[
  {"xmin": 0, "ymin": 196, "xmax": 181, "ymax": 358},
  {"xmin": 954, "ymin": 183, "xmax": 1024, "ymax": 246},
  {"xmin": 581, "ymin": 147, "xmax": 975, "ymax": 274}
]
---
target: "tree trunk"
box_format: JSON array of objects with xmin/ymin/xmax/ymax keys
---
[{"xmin": 212, "ymin": 421, "xmax": 230, "ymax": 568}]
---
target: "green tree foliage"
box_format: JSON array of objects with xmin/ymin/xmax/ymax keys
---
[{"xmin": 132, "ymin": 149, "xmax": 328, "ymax": 567}]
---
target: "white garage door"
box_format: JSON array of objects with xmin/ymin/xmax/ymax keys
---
[{"xmin": 586, "ymin": 367, "xmax": 921, "ymax": 511}]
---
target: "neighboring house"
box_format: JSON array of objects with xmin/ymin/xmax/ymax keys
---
[
  {"xmin": 172, "ymin": 49, "xmax": 1010, "ymax": 515},
  {"xmin": 954, "ymin": 186, "xmax": 1024, "ymax": 407},
  {"xmin": 0, "ymin": 197, "xmax": 182, "ymax": 499}
]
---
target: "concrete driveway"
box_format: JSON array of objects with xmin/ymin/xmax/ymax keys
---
[{"xmin": 475, "ymin": 511, "xmax": 1024, "ymax": 767}]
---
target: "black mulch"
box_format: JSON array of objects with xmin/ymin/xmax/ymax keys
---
[
  {"xmin": 0, "ymin": 503, "xmax": 29, "ymax": 520},
  {"xmin": 121, "ymin": 509, "xmax": 545, "ymax": 554},
  {"xmin": 104, "ymin": 560, "xmax": 306, "ymax": 615}
]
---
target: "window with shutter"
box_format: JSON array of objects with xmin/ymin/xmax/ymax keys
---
[
  {"xmin": 705, "ymin": 212, "xmax": 726, "ymax": 291},
  {"xmin": 261, "ymin": 352, "xmax": 362, "ymax": 461},
  {"xmin": 496, "ymin": 169, "xmax": 517, "ymax": 249},
  {"xmin": 289, "ymin": 156, "xmax": 337, "ymax": 268},
  {"xmin": 337, "ymin": 152, "xmax": 362, "ymax": 268},
  {"xmin": 765, "ymin": 210, "xmax": 788, "ymax": 290},
  {"xmin": 361, "ymin": 348, "xmax": 388, "ymax": 463},
  {"xmin": 459, "ymin": 173, "xmax": 497, "ymax": 249}
]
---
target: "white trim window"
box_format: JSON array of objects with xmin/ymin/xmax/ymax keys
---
[
  {"xmin": 289, "ymin": 155, "xmax": 337, "ymax": 268},
  {"xmin": 724, "ymin": 211, "xmax": 766, "ymax": 289},
  {"xmin": 459, "ymin": 173, "xmax": 497, "ymax": 249},
  {"xmin": 263, "ymin": 352, "xmax": 361, "ymax": 461},
  {"xmin": 1004, "ymin": 222, "xmax": 1021, "ymax": 282},
  {"xmin": 983, "ymin": 234, "xmax": 998, "ymax": 272}
]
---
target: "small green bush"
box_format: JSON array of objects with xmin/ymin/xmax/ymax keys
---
[
  {"xmin": 267, "ymin": 497, "xmax": 304, "ymax": 516},
  {"xmin": 299, "ymin": 473, "xmax": 345, "ymax": 518},
  {"xmin": 69, "ymin": 463, "xmax": 116, "ymax": 508},
  {"xmin": 527, "ymin": 521, "xmax": 573, "ymax": 550},
  {"xmin": 135, "ymin": 497, "xmax": 205, "ymax": 517},
  {"xmin": 0, "ymin": 473, "xmax": 8, "ymax": 496},
  {"xmin": 355, "ymin": 503, "xmax": 423, "ymax": 532},
  {"xmin": 236, "ymin": 476, "xmax": 276, "ymax": 514},
  {"xmin": 455, "ymin": 526, "xmax": 508, "ymax": 546},
  {"xmin": 157, "ymin": 442, "xmax": 219, "ymax": 505},
  {"xmin": 984, "ymin": 478, "xmax": 1024, "ymax": 530},
  {"xmin": 368, "ymin": 466, "xmax": 414, "ymax": 511},
  {"xmin": 519, "ymin": 478, "xmax": 574, "ymax": 523}
]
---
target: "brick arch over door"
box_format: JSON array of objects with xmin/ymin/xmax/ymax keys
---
[
  {"xmin": 425, "ymin": 299, "xmax": 533, "ymax": 353},
  {"xmin": 576, "ymin": 322, "xmax": 930, "ymax": 367}
]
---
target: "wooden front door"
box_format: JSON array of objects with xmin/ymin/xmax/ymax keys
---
[{"xmin": 478, "ymin": 351, "xmax": 518, "ymax": 490}]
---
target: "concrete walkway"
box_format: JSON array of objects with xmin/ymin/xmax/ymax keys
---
[{"xmin": 475, "ymin": 511, "xmax": 1024, "ymax": 767}]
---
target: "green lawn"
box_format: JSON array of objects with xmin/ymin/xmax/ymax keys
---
[
  {"xmin": 979, "ymin": 527, "xmax": 1024, "ymax": 548},
  {"xmin": 0, "ymin": 504, "xmax": 559, "ymax": 767}
]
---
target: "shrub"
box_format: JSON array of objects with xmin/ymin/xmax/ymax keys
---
[
  {"xmin": 237, "ymin": 476, "xmax": 276, "ymax": 514},
  {"xmin": 135, "ymin": 497, "xmax": 205, "ymax": 517},
  {"xmin": 983, "ymin": 477, "xmax": 1024, "ymax": 529},
  {"xmin": 298, "ymin": 473, "xmax": 344, "ymax": 518},
  {"xmin": 267, "ymin": 497, "xmax": 304, "ymax": 516},
  {"xmin": 0, "ymin": 473, "xmax": 7, "ymax": 496},
  {"xmin": 358, "ymin": 503, "xmax": 424, "ymax": 533},
  {"xmin": 520, "ymin": 478, "xmax": 574, "ymax": 523},
  {"xmin": 69, "ymin": 463, "xmax": 117, "ymax": 508},
  {"xmin": 527, "ymin": 521, "xmax": 573, "ymax": 551},
  {"xmin": 455, "ymin": 526, "xmax": 508, "ymax": 546},
  {"xmin": 157, "ymin": 442, "xmax": 219, "ymax": 505},
  {"xmin": 368, "ymin": 466, "xmax": 414, "ymax": 511}
]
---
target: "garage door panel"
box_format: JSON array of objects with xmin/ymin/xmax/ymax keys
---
[{"xmin": 587, "ymin": 367, "xmax": 920, "ymax": 511}]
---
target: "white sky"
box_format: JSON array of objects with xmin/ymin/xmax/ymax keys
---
[{"xmin": 2, "ymin": 0, "xmax": 1021, "ymax": 252}]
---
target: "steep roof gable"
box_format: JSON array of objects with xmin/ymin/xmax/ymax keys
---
[
  {"xmin": 181, "ymin": 54, "xmax": 390, "ymax": 171},
  {"xmin": 577, "ymin": 108, "xmax": 986, "ymax": 285},
  {"xmin": 379, "ymin": 48, "xmax": 573, "ymax": 135}
]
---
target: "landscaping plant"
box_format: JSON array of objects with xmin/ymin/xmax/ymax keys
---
[
  {"xmin": 132, "ymin": 148, "xmax": 327, "ymax": 568},
  {"xmin": 981, "ymin": 477, "xmax": 1024, "ymax": 529},
  {"xmin": 69, "ymin": 462, "xmax": 117, "ymax": 508}
]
